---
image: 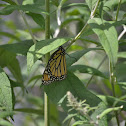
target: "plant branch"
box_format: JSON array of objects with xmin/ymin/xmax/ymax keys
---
[
  {"xmin": 86, "ymin": 55, "xmax": 107, "ymax": 88},
  {"xmin": 14, "ymin": 0, "xmax": 37, "ymax": 44},
  {"xmin": 44, "ymin": 0, "xmax": 50, "ymax": 126},
  {"xmin": 109, "ymin": 62, "xmax": 120, "ymax": 126},
  {"xmin": 44, "ymin": 93, "xmax": 50, "ymax": 126},
  {"xmin": 116, "ymin": 0, "xmax": 122, "ymax": 21},
  {"xmin": 66, "ymin": 0, "xmax": 100, "ymax": 50}
]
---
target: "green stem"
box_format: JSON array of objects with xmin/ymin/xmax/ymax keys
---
[
  {"xmin": 66, "ymin": 0, "xmax": 100, "ymax": 50},
  {"xmin": 20, "ymin": 12, "xmax": 37, "ymax": 44},
  {"xmin": 44, "ymin": 0, "xmax": 50, "ymax": 126},
  {"xmin": 44, "ymin": 93, "xmax": 50, "ymax": 126},
  {"xmin": 115, "ymin": 0, "xmax": 122, "ymax": 21},
  {"xmin": 45, "ymin": 0, "xmax": 50, "ymax": 39},
  {"xmin": 66, "ymin": 22, "xmax": 88, "ymax": 50},
  {"xmin": 90, "ymin": 0, "xmax": 100, "ymax": 19},
  {"xmin": 109, "ymin": 62, "xmax": 116, "ymax": 97},
  {"xmin": 109, "ymin": 62, "xmax": 120, "ymax": 126},
  {"xmin": 120, "ymin": 111, "xmax": 126, "ymax": 120},
  {"xmin": 14, "ymin": 0, "xmax": 37, "ymax": 44},
  {"xmin": 86, "ymin": 55, "xmax": 107, "ymax": 88},
  {"xmin": 66, "ymin": 118, "xmax": 72, "ymax": 126}
]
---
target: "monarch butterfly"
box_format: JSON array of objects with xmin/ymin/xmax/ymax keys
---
[{"xmin": 42, "ymin": 46, "xmax": 67, "ymax": 85}]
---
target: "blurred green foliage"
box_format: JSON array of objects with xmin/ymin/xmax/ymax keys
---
[{"xmin": 0, "ymin": 0, "xmax": 126, "ymax": 126}]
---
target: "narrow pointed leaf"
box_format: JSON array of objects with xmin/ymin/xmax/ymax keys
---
[
  {"xmin": 0, "ymin": 48, "xmax": 23, "ymax": 83},
  {"xmin": 68, "ymin": 65, "xmax": 107, "ymax": 78},
  {"xmin": 0, "ymin": 67, "xmax": 13, "ymax": 111},
  {"xmin": 66, "ymin": 47, "xmax": 102, "ymax": 67},
  {"xmin": 0, "ymin": 40, "xmax": 33, "ymax": 55},
  {"xmin": 0, "ymin": 5, "xmax": 48, "ymax": 15},
  {"xmin": 88, "ymin": 18, "xmax": 118, "ymax": 66}
]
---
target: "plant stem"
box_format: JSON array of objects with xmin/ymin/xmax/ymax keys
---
[
  {"xmin": 115, "ymin": 0, "xmax": 122, "ymax": 21},
  {"xmin": 109, "ymin": 62, "xmax": 120, "ymax": 126},
  {"xmin": 14, "ymin": 0, "xmax": 37, "ymax": 44},
  {"xmin": 66, "ymin": 118, "xmax": 72, "ymax": 126},
  {"xmin": 44, "ymin": 0, "xmax": 50, "ymax": 126},
  {"xmin": 44, "ymin": 93, "xmax": 50, "ymax": 126},
  {"xmin": 109, "ymin": 62, "xmax": 116, "ymax": 97},
  {"xmin": 111, "ymin": 1, "xmax": 123, "ymax": 122},
  {"xmin": 66, "ymin": 0, "xmax": 100, "ymax": 50},
  {"xmin": 66, "ymin": 22, "xmax": 88, "ymax": 50},
  {"xmin": 86, "ymin": 55, "xmax": 107, "ymax": 88},
  {"xmin": 90, "ymin": 0, "xmax": 100, "ymax": 19}
]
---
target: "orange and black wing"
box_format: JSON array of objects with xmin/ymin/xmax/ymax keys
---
[
  {"xmin": 42, "ymin": 68, "xmax": 54, "ymax": 85},
  {"xmin": 42, "ymin": 46, "xmax": 67, "ymax": 85}
]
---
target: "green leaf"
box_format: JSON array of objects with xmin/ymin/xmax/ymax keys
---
[
  {"xmin": 50, "ymin": 0, "xmax": 59, "ymax": 6},
  {"xmin": 1, "ymin": 0, "xmax": 16, "ymax": 5},
  {"xmin": 61, "ymin": 16, "xmax": 83, "ymax": 28},
  {"xmin": 63, "ymin": 3, "xmax": 88, "ymax": 8},
  {"xmin": 97, "ymin": 106, "xmax": 122, "ymax": 120},
  {"xmin": 113, "ymin": 11, "xmax": 126, "ymax": 21},
  {"xmin": 99, "ymin": 95, "xmax": 126, "ymax": 111},
  {"xmin": 0, "ymin": 111, "xmax": 14, "ymax": 118},
  {"xmin": 0, "ymin": 118, "xmax": 14, "ymax": 126},
  {"xmin": 33, "ymin": 0, "xmax": 45, "ymax": 5},
  {"xmin": 63, "ymin": 114, "xmax": 77, "ymax": 123},
  {"xmin": 22, "ymin": 0, "xmax": 34, "ymax": 5},
  {"xmin": 0, "ymin": 40, "xmax": 34, "ymax": 55},
  {"xmin": 118, "ymin": 82, "xmax": 126, "ymax": 87},
  {"xmin": 0, "ymin": 67, "xmax": 13, "ymax": 111},
  {"xmin": 0, "ymin": 4, "xmax": 48, "ymax": 15},
  {"xmin": 68, "ymin": 65, "xmax": 107, "ymax": 78},
  {"xmin": 15, "ymin": 108, "xmax": 43, "ymax": 115},
  {"xmin": 0, "ymin": 4, "xmax": 7, "ymax": 7},
  {"xmin": 66, "ymin": 48, "xmax": 102, "ymax": 67},
  {"xmin": 65, "ymin": 7, "xmax": 87, "ymax": 16},
  {"xmin": 50, "ymin": 103, "xmax": 59, "ymax": 122},
  {"xmin": 123, "ymin": 13, "xmax": 126, "ymax": 19},
  {"xmin": 10, "ymin": 79, "xmax": 23, "ymax": 88},
  {"xmin": 85, "ymin": 0, "xmax": 97, "ymax": 10},
  {"xmin": 44, "ymin": 71, "xmax": 107, "ymax": 125},
  {"xmin": 59, "ymin": 0, "xmax": 68, "ymax": 7},
  {"xmin": 115, "ymin": 62, "xmax": 126, "ymax": 82},
  {"xmin": 0, "ymin": 31, "xmax": 20, "ymax": 41},
  {"xmin": 88, "ymin": 18, "xmax": 118, "ymax": 67},
  {"xmin": 72, "ymin": 121, "xmax": 87, "ymax": 126},
  {"xmin": 0, "ymin": 48, "xmax": 23, "ymax": 83},
  {"xmin": 79, "ymin": 36, "xmax": 100, "ymax": 45},
  {"xmin": 67, "ymin": 45, "xmax": 83, "ymax": 51},
  {"xmin": 104, "ymin": 0, "xmax": 126, "ymax": 11},
  {"xmin": 91, "ymin": 102, "xmax": 107, "ymax": 126},
  {"xmin": 118, "ymin": 82, "xmax": 126, "ymax": 91},
  {"xmin": 103, "ymin": 79, "xmax": 122, "ymax": 97},
  {"xmin": 27, "ymin": 38, "xmax": 70, "ymax": 72},
  {"xmin": 44, "ymin": 71, "xmax": 101, "ymax": 104},
  {"xmin": 28, "ymin": 75, "xmax": 42, "ymax": 83},
  {"xmin": 27, "ymin": 12, "xmax": 45, "ymax": 29},
  {"xmin": 80, "ymin": 25, "xmax": 94, "ymax": 37},
  {"xmin": 118, "ymin": 52, "xmax": 126, "ymax": 58},
  {"xmin": 107, "ymin": 20, "xmax": 126, "ymax": 27},
  {"xmin": 26, "ymin": 95, "xmax": 43, "ymax": 107}
]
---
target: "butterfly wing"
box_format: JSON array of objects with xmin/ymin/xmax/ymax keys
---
[
  {"xmin": 42, "ymin": 46, "xmax": 67, "ymax": 85},
  {"xmin": 42, "ymin": 69, "xmax": 54, "ymax": 85}
]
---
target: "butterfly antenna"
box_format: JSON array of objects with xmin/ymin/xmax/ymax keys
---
[{"xmin": 66, "ymin": 53, "xmax": 77, "ymax": 61}]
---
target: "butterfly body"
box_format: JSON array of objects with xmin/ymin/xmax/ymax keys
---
[{"xmin": 42, "ymin": 46, "xmax": 67, "ymax": 85}]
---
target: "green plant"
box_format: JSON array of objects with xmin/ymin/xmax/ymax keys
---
[{"xmin": 0, "ymin": 0, "xmax": 126, "ymax": 126}]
